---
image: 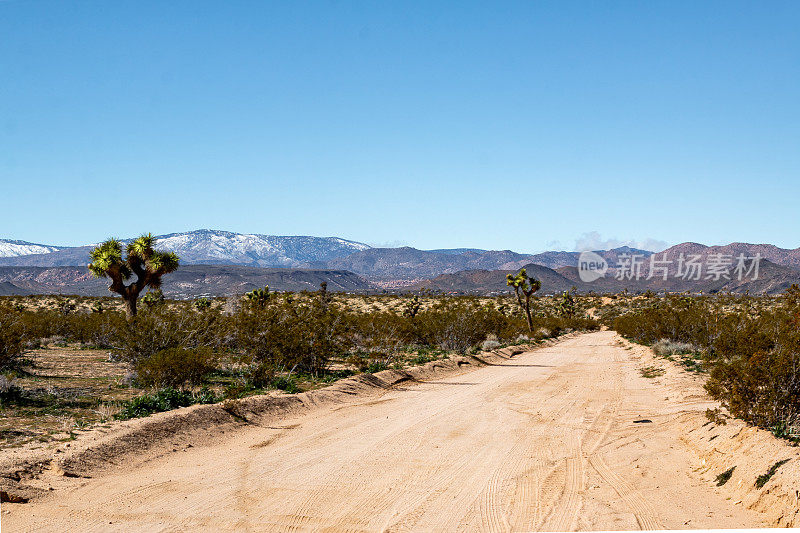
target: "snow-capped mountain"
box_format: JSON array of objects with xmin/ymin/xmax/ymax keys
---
[
  {"xmin": 0, "ymin": 239, "xmax": 61, "ymax": 258},
  {"xmin": 0, "ymin": 230, "xmax": 371, "ymax": 268},
  {"xmin": 153, "ymin": 229, "xmax": 370, "ymax": 267}
]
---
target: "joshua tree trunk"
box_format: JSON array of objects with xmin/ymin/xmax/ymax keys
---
[
  {"xmin": 124, "ymin": 296, "xmax": 137, "ymax": 320},
  {"xmin": 513, "ymin": 289, "xmax": 534, "ymax": 333}
]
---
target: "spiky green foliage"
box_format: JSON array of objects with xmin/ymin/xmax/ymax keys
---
[
  {"xmin": 88, "ymin": 239, "xmax": 131, "ymax": 280},
  {"xmin": 556, "ymin": 290, "xmax": 576, "ymax": 318},
  {"xmin": 506, "ymin": 268, "xmax": 541, "ymax": 332},
  {"xmin": 194, "ymin": 297, "xmax": 212, "ymax": 311},
  {"xmin": 403, "ymin": 295, "xmax": 422, "ymax": 318},
  {"xmin": 245, "ymin": 286, "xmax": 271, "ymax": 307},
  {"xmin": 87, "ymin": 233, "xmax": 179, "ymax": 318},
  {"xmin": 142, "ymin": 289, "xmax": 165, "ymax": 309}
]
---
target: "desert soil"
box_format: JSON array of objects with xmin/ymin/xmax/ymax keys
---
[{"xmin": 4, "ymin": 331, "xmax": 773, "ymax": 531}]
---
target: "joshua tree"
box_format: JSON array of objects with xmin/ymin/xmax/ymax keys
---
[
  {"xmin": 506, "ymin": 268, "xmax": 541, "ymax": 332},
  {"xmin": 318, "ymin": 281, "xmax": 332, "ymax": 313},
  {"xmin": 556, "ymin": 290, "xmax": 576, "ymax": 318},
  {"xmin": 403, "ymin": 294, "xmax": 422, "ymax": 318},
  {"xmin": 88, "ymin": 234, "xmax": 179, "ymax": 319},
  {"xmin": 245, "ymin": 285, "xmax": 271, "ymax": 307}
]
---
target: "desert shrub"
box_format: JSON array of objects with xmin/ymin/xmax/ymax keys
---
[
  {"xmin": 556, "ymin": 291, "xmax": 576, "ymax": 318},
  {"xmin": 134, "ymin": 346, "xmax": 217, "ymax": 389},
  {"xmin": 115, "ymin": 387, "xmax": 218, "ymax": 420},
  {"xmin": 114, "ymin": 305, "xmax": 226, "ymax": 364},
  {"xmin": 66, "ymin": 310, "xmax": 126, "ymax": 348},
  {"xmin": 194, "ymin": 297, "xmax": 212, "ymax": 311},
  {"xmin": 345, "ymin": 310, "xmax": 409, "ymax": 355},
  {"xmin": 411, "ymin": 299, "xmax": 513, "ymax": 353},
  {"xmin": 652, "ymin": 339, "xmax": 698, "ymax": 357},
  {"xmin": 715, "ymin": 466, "xmax": 736, "ymax": 486},
  {"xmin": 0, "ymin": 306, "xmax": 26, "ymax": 370},
  {"xmin": 270, "ymin": 375, "xmax": 300, "ymax": 393},
  {"xmin": 233, "ymin": 293, "xmax": 347, "ymax": 376},
  {"xmin": 481, "ymin": 334, "xmax": 501, "ymax": 351},
  {"xmin": 611, "ymin": 295, "xmax": 714, "ymax": 347},
  {"xmin": 366, "ymin": 360, "xmax": 390, "ymax": 373},
  {"xmin": 755, "ymin": 459, "xmax": 790, "ymax": 489},
  {"xmin": 0, "ymin": 374, "xmax": 22, "ymax": 406}
]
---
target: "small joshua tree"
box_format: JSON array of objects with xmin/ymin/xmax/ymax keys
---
[
  {"xmin": 245, "ymin": 286, "xmax": 271, "ymax": 307},
  {"xmin": 194, "ymin": 297, "xmax": 212, "ymax": 311},
  {"xmin": 88, "ymin": 234, "xmax": 179, "ymax": 319},
  {"xmin": 142, "ymin": 289, "xmax": 166, "ymax": 309},
  {"xmin": 403, "ymin": 294, "xmax": 422, "ymax": 318},
  {"xmin": 556, "ymin": 290, "xmax": 576, "ymax": 318},
  {"xmin": 506, "ymin": 268, "xmax": 541, "ymax": 332},
  {"xmin": 318, "ymin": 282, "xmax": 332, "ymax": 314}
]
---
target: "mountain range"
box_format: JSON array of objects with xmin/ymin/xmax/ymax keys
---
[
  {"xmin": 414, "ymin": 259, "xmax": 800, "ymax": 296},
  {"xmin": 1, "ymin": 229, "xmax": 800, "ymax": 296},
  {"xmin": 0, "ymin": 230, "xmax": 369, "ymax": 268}
]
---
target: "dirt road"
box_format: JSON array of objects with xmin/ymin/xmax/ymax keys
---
[{"xmin": 5, "ymin": 331, "xmax": 767, "ymax": 531}]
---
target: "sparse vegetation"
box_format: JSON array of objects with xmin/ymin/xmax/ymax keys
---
[
  {"xmin": 134, "ymin": 347, "xmax": 218, "ymax": 389},
  {"xmin": 609, "ymin": 289, "xmax": 800, "ymax": 435},
  {"xmin": 0, "ymin": 291, "xmax": 599, "ymax": 445},
  {"xmin": 114, "ymin": 387, "xmax": 219, "ymax": 421},
  {"xmin": 754, "ymin": 459, "xmax": 790, "ymax": 489},
  {"xmin": 715, "ymin": 466, "xmax": 736, "ymax": 486},
  {"xmin": 639, "ymin": 365, "xmax": 665, "ymax": 378}
]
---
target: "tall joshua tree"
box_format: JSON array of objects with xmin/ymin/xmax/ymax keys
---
[
  {"xmin": 506, "ymin": 268, "xmax": 541, "ymax": 333},
  {"xmin": 88, "ymin": 234, "xmax": 179, "ymax": 319}
]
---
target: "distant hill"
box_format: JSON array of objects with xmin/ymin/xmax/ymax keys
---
[
  {"xmin": 0, "ymin": 281, "xmax": 31, "ymax": 296},
  {"xmin": 411, "ymin": 264, "xmax": 576, "ymax": 294},
  {"xmin": 414, "ymin": 259, "xmax": 800, "ymax": 295},
  {"xmin": 526, "ymin": 247, "xmax": 654, "ymax": 270},
  {"xmin": 0, "ymin": 265, "xmax": 372, "ymax": 297},
  {"xmin": 154, "ymin": 229, "xmax": 370, "ymax": 267},
  {"xmin": 655, "ymin": 242, "xmax": 800, "ymax": 270},
  {"xmin": 321, "ymin": 247, "xmax": 535, "ymax": 280},
  {"xmin": 427, "ymin": 248, "xmax": 487, "ymax": 255},
  {"xmin": 320, "ymin": 246, "xmax": 657, "ymax": 281}
]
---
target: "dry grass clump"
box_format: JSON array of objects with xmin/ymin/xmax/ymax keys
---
[
  {"xmin": 481, "ymin": 334, "xmax": 501, "ymax": 351},
  {"xmin": 652, "ymin": 339, "xmax": 697, "ymax": 357}
]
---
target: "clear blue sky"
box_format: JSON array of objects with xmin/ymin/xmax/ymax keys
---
[{"xmin": 2, "ymin": 1, "xmax": 798, "ymax": 252}]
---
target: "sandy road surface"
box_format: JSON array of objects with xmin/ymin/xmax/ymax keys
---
[{"xmin": 6, "ymin": 331, "xmax": 766, "ymax": 531}]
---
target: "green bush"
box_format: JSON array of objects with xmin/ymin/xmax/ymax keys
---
[
  {"xmin": 134, "ymin": 346, "xmax": 217, "ymax": 389},
  {"xmin": 270, "ymin": 375, "xmax": 300, "ymax": 393},
  {"xmin": 233, "ymin": 295, "xmax": 346, "ymax": 376},
  {"xmin": 0, "ymin": 306, "xmax": 25, "ymax": 370},
  {"xmin": 115, "ymin": 387, "xmax": 218, "ymax": 420},
  {"xmin": 114, "ymin": 306, "xmax": 226, "ymax": 364}
]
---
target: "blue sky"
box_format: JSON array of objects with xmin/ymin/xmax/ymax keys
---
[{"xmin": 1, "ymin": 1, "xmax": 798, "ymax": 252}]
